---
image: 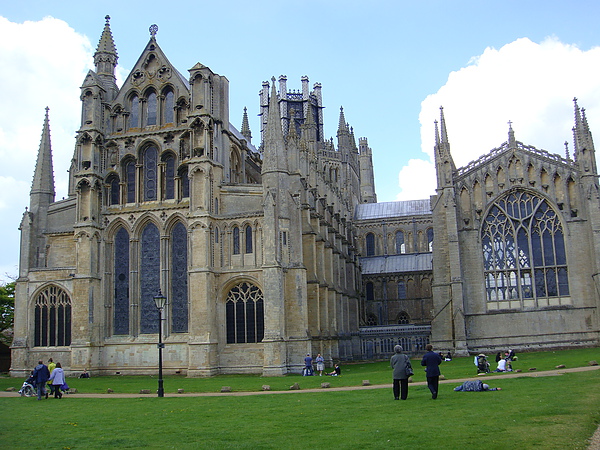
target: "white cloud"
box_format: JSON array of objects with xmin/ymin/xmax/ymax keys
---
[
  {"xmin": 396, "ymin": 37, "xmax": 600, "ymax": 200},
  {"xmin": 0, "ymin": 16, "xmax": 94, "ymax": 280}
]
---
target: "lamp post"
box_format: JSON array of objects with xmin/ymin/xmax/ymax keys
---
[{"xmin": 153, "ymin": 289, "xmax": 166, "ymax": 397}]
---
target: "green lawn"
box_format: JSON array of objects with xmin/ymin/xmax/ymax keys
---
[{"xmin": 1, "ymin": 348, "xmax": 599, "ymax": 449}]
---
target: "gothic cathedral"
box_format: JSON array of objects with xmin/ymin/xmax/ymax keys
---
[{"xmin": 11, "ymin": 18, "xmax": 600, "ymax": 376}]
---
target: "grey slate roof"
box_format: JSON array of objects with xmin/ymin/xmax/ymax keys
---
[
  {"xmin": 355, "ymin": 200, "xmax": 431, "ymax": 220},
  {"xmin": 360, "ymin": 253, "xmax": 433, "ymax": 274}
]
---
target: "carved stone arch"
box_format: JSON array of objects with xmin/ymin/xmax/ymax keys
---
[
  {"xmin": 77, "ymin": 131, "xmax": 93, "ymax": 145},
  {"xmin": 105, "ymin": 218, "xmax": 132, "ymax": 242},
  {"xmin": 554, "ymin": 171, "xmax": 565, "ymax": 208},
  {"xmin": 459, "ymin": 185, "xmax": 471, "ymax": 225},
  {"xmin": 75, "ymin": 177, "xmax": 92, "ymax": 190},
  {"xmin": 496, "ymin": 166, "xmax": 506, "ymax": 188},
  {"xmin": 137, "ymin": 138, "xmax": 161, "ymax": 159},
  {"xmin": 484, "ymin": 172, "xmax": 494, "ymax": 195},
  {"xmin": 164, "ymin": 213, "xmax": 188, "ymax": 235},
  {"xmin": 112, "ymin": 103, "xmax": 124, "ymax": 114},
  {"xmin": 132, "ymin": 213, "xmax": 162, "ymax": 238},
  {"xmin": 540, "ymin": 167, "xmax": 550, "ymax": 188},
  {"xmin": 473, "ymin": 179, "xmax": 483, "ymax": 214}
]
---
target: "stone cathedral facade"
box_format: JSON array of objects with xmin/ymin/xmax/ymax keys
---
[{"xmin": 11, "ymin": 18, "xmax": 600, "ymax": 376}]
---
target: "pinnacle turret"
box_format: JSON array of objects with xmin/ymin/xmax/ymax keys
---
[
  {"xmin": 31, "ymin": 107, "xmax": 55, "ymax": 201},
  {"xmin": 241, "ymin": 107, "xmax": 252, "ymax": 142},
  {"xmin": 93, "ymin": 15, "xmax": 118, "ymax": 98}
]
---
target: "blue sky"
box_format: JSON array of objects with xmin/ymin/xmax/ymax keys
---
[{"xmin": 2, "ymin": 1, "xmax": 600, "ymax": 281}]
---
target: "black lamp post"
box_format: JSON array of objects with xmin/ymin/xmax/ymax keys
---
[{"xmin": 153, "ymin": 289, "xmax": 166, "ymax": 397}]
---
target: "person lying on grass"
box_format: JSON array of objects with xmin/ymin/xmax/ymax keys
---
[{"xmin": 453, "ymin": 380, "xmax": 501, "ymax": 391}]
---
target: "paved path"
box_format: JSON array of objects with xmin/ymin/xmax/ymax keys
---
[{"xmin": 2, "ymin": 364, "xmax": 598, "ymax": 399}]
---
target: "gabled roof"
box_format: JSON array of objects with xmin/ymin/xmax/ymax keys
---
[
  {"xmin": 360, "ymin": 253, "xmax": 433, "ymax": 274},
  {"xmin": 355, "ymin": 200, "xmax": 431, "ymax": 220}
]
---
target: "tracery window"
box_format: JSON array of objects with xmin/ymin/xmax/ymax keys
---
[
  {"xmin": 108, "ymin": 174, "xmax": 120, "ymax": 205},
  {"xmin": 143, "ymin": 146, "xmax": 158, "ymax": 201},
  {"xmin": 396, "ymin": 231, "xmax": 405, "ymax": 254},
  {"xmin": 179, "ymin": 166, "xmax": 189, "ymax": 199},
  {"xmin": 114, "ymin": 227, "xmax": 130, "ymax": 335},
  {"xmin": 482, "ymin": 190, "xmax": 569, "ymax": 306},
  {"xmin": 397, "ymin": 311, "xmax": 410, "ymax": 325},
  {"xmin": 366, "ymin": 233, "xmax": 375, "ymax": 256},
  {"xmin": 225, "ymin": 282, "xmax": 264, "ymax": 344},
  {"xmin": 34, "ymin": 285, "xmax": 71, "ymax": 347}
]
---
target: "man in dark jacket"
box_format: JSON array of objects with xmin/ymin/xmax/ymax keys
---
[
  {"xmin": 420, "ymin": 344, "xmax": 442, "ymax": 399},
  {"xmin": 32, "ymin": 360, "xmax": 50, "ymax": 401}
]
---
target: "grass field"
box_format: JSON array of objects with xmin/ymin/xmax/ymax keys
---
[{"xmin": 1, "ymin": 348, "xmax": 599, "ymax": 449}]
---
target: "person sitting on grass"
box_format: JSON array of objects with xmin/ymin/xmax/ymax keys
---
[
  {"xmin": 454, "ymin": 380, "xmax": 502, "ymax": 391},
  {"xmin": 327, "ymin": 364, "xmax": 341, "ymax": 376}
]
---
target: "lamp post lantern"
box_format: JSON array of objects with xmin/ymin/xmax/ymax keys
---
[{"xmin": 154, "ymin": 290, "xmax": 167, "ymax": 397}]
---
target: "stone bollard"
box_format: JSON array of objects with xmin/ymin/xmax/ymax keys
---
[
  {"xmin": 408, "ymin": 376, "xmax": 414, "ymax": 383},
  {"xmin": 289, "ymin": 382, "xmax": 300, "ymax": 390},
  {"xmin": 528, "ymin": 367, "xmax": 537, "ymax": 371},
  {"xmin": 555, "ymin": 364, "xmax": 566, "ymax": 369},
  {"xmin": 262, "ymin": 385, "xmax": 271, "ymax": 391},
  {"xmin": 439, "ymin": 375, "xmax": 446, "ymax": 380},
  {"xmin": 321, "ymin": 382, "xmax": 330, "ymax": 388},
  {"xmin": 362, "ymin": 380, "xmax": 371, "ymax": 386},
  {"xmin": 221, "ymin": 386, "xmax": 232, "ymax": 393},
  {"xmin": 68, "ymin": 388, "xmax": 78, "ymax": 394},
  {"xmin": 177, "ymin": 389, "xmax": 185, "ymax": 394},
  {"xmin": 140, "ymin": 389, "xmax": 152, "ymax": 394},
  {"xmin": 589, "ymin": 360, "xmax": 598, "ymax": 366},
  {"xmin": 515, "ymin": 369, "xmax": 522, "ymax": 372},
  {"xmin": 5, "ymin": 387, "xmax": 16, "ymax": 392},
  {"xmin": 107, "ymin": 388, "xmax": 114, "ymax": 393}
]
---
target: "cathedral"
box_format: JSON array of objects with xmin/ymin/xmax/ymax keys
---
[{"xmin": 10, "ymin": 17, "xmax": 600, "ymax": 377}]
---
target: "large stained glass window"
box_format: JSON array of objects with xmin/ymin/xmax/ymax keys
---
[
  {"xmin": 171, "ymin": 222, "xmax": 188, "ymax": 332},
  {"xmin": 482, "ymin": 190, "xmax": 569, "ymax": 307},
  {"xmin": 140, "ymin": 223, "xmax": 160, "ymax": 333},
  {"xmin": 114, "ymin": 227, "xmax": 130, "ymax": 335},
  {"xmin": 225, "ymin": 282, "xmax": 264, "ymax": 344},
  {"xmin": 143, "ymin": 146, "xmax": 158, "ymax": 201}
]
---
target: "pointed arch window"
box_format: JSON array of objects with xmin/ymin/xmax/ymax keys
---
[
  {"xmin": 114, "ymin": 227, "xmax": 130, "ymax": 335},
  {"xmin": 397, "ymin": 311, "xmax": 410, "ymax": 325},
  {"xmin": 366, "ymin": 233, "xmax": 375, "ymax": 257},
  {"xmin": 245, "ymin": 225, "xmax": 253, "ymax": 254},
  {"xmin": 164, "ymin": 90, "xmax": 174, "ymax": 125},
  {"xmin": 34, "ymin": 285, "xmax": 71, "ymax": 347},
  {"xmin": 225, "ymin": 282, "xmax": 264, "ymax": 344},
  {"xmin": 164, "ymin": 154, "xmax": 175, "ymax": 200},
  {"xmin": 482, "ymin": 190, "xmax": 569, "ymax": 306},
  {"xmin": 427, "ymin": 228, "xmax": 434, "ymax": 252},
  {"xmin": 129, "ymin": 95, "xmax": 139, "ymax": 129},
  {"xmin": 396, "ymin": 231, "xmax": 405, "ymax": 254},
  {"xmin": 147, "ymin": 91, "xmax": 157, "ymax": 126},
  {"xmin": 143, "ymin": 146, "xmax": 158, "ymax": 201},
  {"xmin": 179, "ymin": 166, "xmax": 189, "ymax": 198},
  {"xmin": 397, "ymin": 281, "xmax": 407, "ymax": 299},
  {"xmin": 171, "ymin": 222, "xmax": 188, "ymax": 332},
  {"xmin": 232, "ymin": 227, "xmax": 240, "ymax": 255},
  {"xmin": 366, "ymin": 282, "xmax": 374, "ymax": 301},
  {"xmin": 140, "ymin": 223, "xmax": 160, "ymax": 333},
  {"xmin": 125, "ymin": 160, "xmax": 136, "ymax": 203},
  {"xmin": 107, "ymin": 174, "xmax": 120, "ymax": 205}
]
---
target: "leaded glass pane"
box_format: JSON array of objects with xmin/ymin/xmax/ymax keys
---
[
  {"xmin": 144, "ymin": 146, "xmax": 158, "ymax": 201},
  {"xmin": 126, "ymin": 161, "xmax": 136, "ymax": 203},
  {"xmin": 165, "ymin": 155, "xmax": 175, "ymax": 200},
  {"xmin": 171, "ymin": 222, "xmax": 188, "ymax": 333},
  {"xmin": 366, "ymin": 282, "xmax": 374, "ymax": 301},
  {"xmin": 114, "ymin": 227, "xmax": 130, "ymax": 335},
  {"xmin": 245, "ymin": 226, "xmax": 253, "ymax": 254},
  {"xmin": 366, "ymin": 233, "xmax": 375, "ymax": 256},
  {"xmin": 34, "ymin": 286, "xmax": 71, "ymax": 347},
  {"xmin": 164, "ymin": 91, "xmax": 174, "ymax": 124},
  {"xmin": 130, "ymin": 95, "xmax": 139, "ymax": 128},
  {"xmin": 396, "ymin": 231, "xmax": 405, "ymax": 254},
  {"xmin": 140, "ymin": 223, "xmax": 160, "ymax": 333},
  {"xmin": 147, "ymin": 92, "xmax": 157, "ymax": 126},
  {"xmin": 225, "ymin": 282, "xmax": 264, "ymax": 344},
  {"xmin": 398, "ymin": 281, "xmax": 406, "ymax": 299},
  {"xmin": 110, "ymin": 177, "xmax": 120, "ymax": 205},
  {"xmin": 233, "ymin": 227, "xmax": 240, "ymax": 255},
  {"xmin": 180, "ymin": 166, "xmax": 189, "ymax": 198}
]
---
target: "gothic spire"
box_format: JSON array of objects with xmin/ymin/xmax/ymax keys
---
[
  {"xmin": 241, "ymin": 106, "xmax": 252, "ymax": 142},
  {"xmin": 31, "ymin": 107, "xmax": 55, "ymax": 202},
  {"xmin": 573, "ymin": 98, "xmax": 597, "ymax": 174},
  {"xmin": 439, "ymin": 106, "xmax": 449, "ymax": 144},
  {"xmin": 262, "ymin": 77, "xmax": 287, "ymax": 173},
  {"xmin": 434, "ymin": 106, "xmax": 456, "ymax": 188},
  {"xmin": 93, "ymin": 15, "xmax": 118, "ymax": 98},
  {"xmin": 508, "ymin": 120, "xmax": 516, "ymax": 148}
]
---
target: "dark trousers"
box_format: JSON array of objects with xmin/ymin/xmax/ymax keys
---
[
  {"xmin": 426, "ymin": 376, "xmax": 439, "ymax": 399},
  {"xmin": 393, "ymin": 378, "xmax": 409, "ymax": 400},
  {"xmin": 53, "ymin": 384, "xmax": 62, "ymax": 398}
]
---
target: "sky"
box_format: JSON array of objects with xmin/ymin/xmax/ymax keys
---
[{"xmin": 2, "ymin": 1, "xmax": 600, "ymax": 281}]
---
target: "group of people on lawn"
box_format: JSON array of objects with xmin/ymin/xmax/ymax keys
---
[
  {"xmin": 28, "ymin": 359, "xmax": 90, "ymax": 401},
  {"xmin": 303, "ymin": 353, "xmax": 340, "ymax": 376}
]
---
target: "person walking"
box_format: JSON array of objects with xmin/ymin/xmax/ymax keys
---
[
  {"xmin": 47, "ymin": 358, "xmax": 56, "ymax": 397},
  {"xmin": 48, "ymin": 362, "xmax": 66, "ymax": 398},
  {"xmin": 421, "ymin": 344, "xmax": 442, "ymax": 399},
  {"xmin": 303, "ymin": 354, "xmax": 313, "ymax": 376},
  {"xmin": 390, "ymin": 345, "xmax": 412, "ymax": 400},
  {"xmin": 32, "ymin": 360, "xmax": 50, "ymax": 401}
]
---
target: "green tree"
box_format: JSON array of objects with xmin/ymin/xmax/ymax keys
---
[{"xmin": 0, "ymin": 281, "xmax": 15, "ymax": 346}]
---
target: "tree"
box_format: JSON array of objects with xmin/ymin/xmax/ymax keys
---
[{"xmin": 0, "ymin": 281, "xmax": 15, "ymax": 346}]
